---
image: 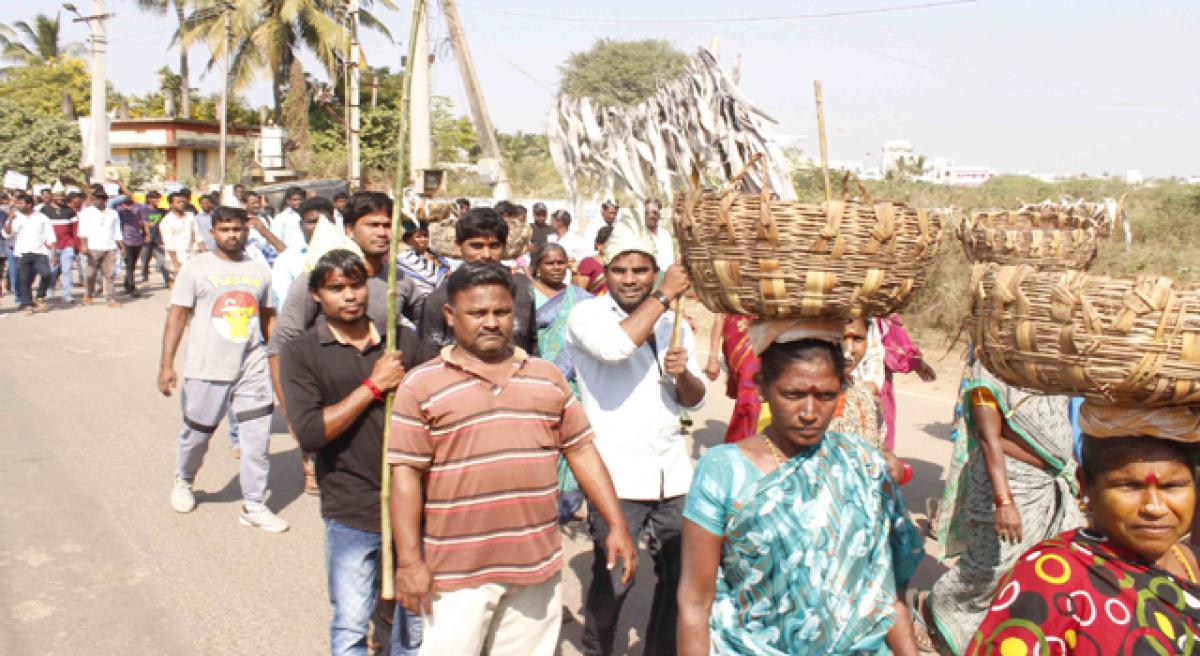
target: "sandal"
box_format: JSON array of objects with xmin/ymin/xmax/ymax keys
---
[{"xmin": 906, "ymin": 589, "xmax": 939, "ymax": 654}]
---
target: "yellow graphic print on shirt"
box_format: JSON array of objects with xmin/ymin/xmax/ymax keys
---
[{"xmin": 211, "ymin": 290, "xmax": 259, "ymax": 342}]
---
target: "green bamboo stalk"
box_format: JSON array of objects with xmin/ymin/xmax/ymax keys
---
[{"xmin": 380, "ymin": 0, "xmax": 425, "ymax": 603}]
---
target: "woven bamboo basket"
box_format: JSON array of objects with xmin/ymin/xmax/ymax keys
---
[
  {"xmin": 959, "ymin": 204, "xmax": 1111, "ymax": 271},
  {"xmin": 427, "ymin": 216, "xmax": 530, "ymax": 260},
  {"xmin": 970, "ymin": 263, "xmax": 1200, "ymax": 405},
  {"xmin": 673, "ymin": 157, "xmax": 945, "ymax": 319}
]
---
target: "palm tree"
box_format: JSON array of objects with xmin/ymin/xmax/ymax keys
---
[
  {"xmin": 0, "ymin": 12, "xmax": 85, "ymax": 69},
  {"xmin": 179, "ymin": 0, "xmax": 394, "ymax": 124},
  {"xmin": 136, "ymin": 0, "xmax": 192, "ymax": 118}
]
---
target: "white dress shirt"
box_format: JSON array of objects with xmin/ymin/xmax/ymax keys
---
[
  {"xmin": 272, "ymin": 207, "xmax": 307, "ymax": 251},
  {"xmin": 554, "ymin": 231, "xmax": 590, "ymax": 262},
  {"xmin": 269, "ymin": 242, "xmax": 308, "ymax": 308},
  {"xmin": 4, "ymin": 211, "xmax": 56, "ymax": 256},
  {"xmin": 77, "ymin": 206, "xmax": 122, "ymax": 251},
  {"xmin": 565, "ymin": 294, "xmax": 705, "ymax": 500},
  {"xmin": 649, "ymin": 227, "xmax": 675, "ymax": 269}
]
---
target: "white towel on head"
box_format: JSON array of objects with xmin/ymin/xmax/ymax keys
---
[
  {"xmin": 303, "ymin": 218, "xmax": 364, "ymax": 273},
  {"xmin": 603, "ymin": 213, "xmax": 657, "ymax": 265},
  {"xmin": 747, "ymin": 319, "xmax": 844, "ymax": 355}
]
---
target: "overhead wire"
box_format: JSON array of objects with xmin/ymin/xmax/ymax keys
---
[
  {"xmin": 786, "ymin": 0, "xmax": 1200, "ymax": 105},
  {"xmin": 453, "ymin": 0, "xmax": 977, "ymax": 25},
  {"xmin": 711, "ymin": 0, "xmax": 1195, "ymax": 110}
]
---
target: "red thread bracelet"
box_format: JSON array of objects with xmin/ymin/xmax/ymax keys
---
[{"xmin": 362, "ymin": 378, "xmax": 384, "ymax": 402}]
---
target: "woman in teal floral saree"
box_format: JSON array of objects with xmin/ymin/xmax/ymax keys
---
[{"xmin": 677, "ymin": 332, "xmax": 925, "ymax": 655}]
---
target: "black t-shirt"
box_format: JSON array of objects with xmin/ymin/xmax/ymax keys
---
[
  {"xmin": 531, "ymin": 223, "xmax": 555, "ymax": 251},
  {"xmin": 279, "ymin": 317, "xmax": 387, "ymax": 533}
]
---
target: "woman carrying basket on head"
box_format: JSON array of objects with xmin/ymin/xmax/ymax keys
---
[
  {"xmin": 677, "ymin": 320, "xmax": 925, "ymax": 655},
  {"xmin": 926, "ymin": 351, "xmax": 1084, "ymax": 654},
  {"xmin": 968, "ymin": 434, "xmax": 1200, "ymax": 655}
]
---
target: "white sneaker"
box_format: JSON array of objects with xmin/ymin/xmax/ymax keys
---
[
  {"xmin": 239, "ymin": 505, "xmax": 289, "ymax": 533},
  {"xmin": 171, "ymin": 478, "xmax": 197, "ymax": 513}
]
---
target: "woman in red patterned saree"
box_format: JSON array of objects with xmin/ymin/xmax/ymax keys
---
[
  {"xmin": 705, "ymin": 313, "xmax": 761, "ymax": 443},
  {"xmin": 967, "ymin": 435, "xmax": 1200, "ymax": 655}
]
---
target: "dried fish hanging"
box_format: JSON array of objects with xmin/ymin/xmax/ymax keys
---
[{"xmin": 547, "ymin": 47, "xmax": 795, "ymax": 207}]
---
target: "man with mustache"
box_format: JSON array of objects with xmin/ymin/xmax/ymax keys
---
[
  {"xmin": 388, "ymin": 261, "xmax": 635, "ymax": 655},
  {"xmin": 567, "ymin": 215, "xmax": 706, "ymax": 656},
  {"xmin": 413, "ymin": 206, "xmax": 537, "ymax": 364}
]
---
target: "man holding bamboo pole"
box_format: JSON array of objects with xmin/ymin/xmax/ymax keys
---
[
  {"xmin": 388, "ymin": 261, "xmax": 635, "ymax": 655},
  {"xmin": 567, "ymin": 215, "xmax": 705, "ymax": 656},
  {"xmin": 278, "ymin": 249, "xmax": 421, "ymax": 656}
]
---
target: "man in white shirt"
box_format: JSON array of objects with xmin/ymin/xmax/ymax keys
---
[
  {"xmin": 582, "ymin": 200, "xmax": 620, "ymax": 253},
  {"xmin": 271, "ymin": 186, "xmax": 307, "ymax": 251},
  {"xmin": 243, "ymin": 191, "xmax": 286, "ymax": 266},
  {"xmin": 550, "ymin": 210, "xmax": 588, "ymax": 263},
  {"xmin": 159, "ymin": 191, "xmax": 198, "ymax": 283},
  {"xmin": 78, "ymin": 189, "xmax": 125, "ymax": 308},
  {"xmin": 566, "ymin": 215, "xmax": 705, "ymax": 656},
  {"xmin": 270, "ymin": 196, "xmax": 328, "ymax": 309},
  {"xmin": 2, "ymin": 192, "xmax": 57, "ymax": 313},
  {"xmin": 643, "ymin": 199, "xmax": 675, "ymax": 270}
]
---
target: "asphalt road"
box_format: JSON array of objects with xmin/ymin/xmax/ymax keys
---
[{"xmin": 0, "ymin": 285, "xmax": 960, "ymax": 655}]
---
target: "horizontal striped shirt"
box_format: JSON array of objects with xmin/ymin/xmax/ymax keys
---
[{"xmin": 388, "ymin": 346, "xmax": 593, "ymax": 591}]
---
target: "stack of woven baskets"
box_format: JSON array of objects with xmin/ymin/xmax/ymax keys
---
[
  {"xmin": 965, "ymin": 198, "xmax": 1200, "ymax": 434},
  {"xmin": 673, "ymin": 155, "xmax": 946, "ymax": 320}
]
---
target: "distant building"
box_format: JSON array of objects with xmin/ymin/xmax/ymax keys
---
[
  {"xmin": 881, "ymin": 140, "xmax": 917, "ymax": 173},
  {"xmin": 107, "ymin": 118, "xmax": 257, "ymax": 186},
  {"xmin": 1125, "ymin": 169, "xmax": 1144, "ymax": 185}
]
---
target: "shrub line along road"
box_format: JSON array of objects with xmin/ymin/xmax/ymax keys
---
[{"xmin": 0, "ymin": 287, "xmax": 956, "ymax": 655}]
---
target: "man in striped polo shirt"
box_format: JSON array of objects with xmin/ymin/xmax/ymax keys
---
[{"xmin": 388, "ymin": 261, "xmax": 636, "ymax": 655}]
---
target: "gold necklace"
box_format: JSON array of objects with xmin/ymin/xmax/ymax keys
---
[
  {"xmin": 761, "ymin": 433, "xmax": 789, "ymax": 466},
  {"xmin": 1171, "ymin": 544, "xmax": 1198, "ymax": 583}
]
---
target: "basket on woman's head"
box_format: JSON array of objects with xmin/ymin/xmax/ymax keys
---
[
  {"xmin": 970, "ymin": 263, "xmax": 1200, "ymax": 408},
  {"xmin": 673, "ymin": 154, "xmax": 945, "ymax": 320},
  {"xmin": 958, "ymin": 198, "xmax": 1124, "ymax": 272}
]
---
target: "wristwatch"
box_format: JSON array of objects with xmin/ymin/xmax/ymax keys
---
[{"xmin": 650, "ymin": 290, "xmax": 672, "ymax": 309}]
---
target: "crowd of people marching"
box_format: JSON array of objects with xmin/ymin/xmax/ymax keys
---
[{"xmin": 9, "ymin": 181, "xmax": 1200, "ymax": 656}]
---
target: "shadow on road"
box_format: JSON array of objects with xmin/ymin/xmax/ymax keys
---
[
  {"xmin": 920, "ymin": 420, "xmax": 955, "ymax": 441},
  {"xmin": 199, "ymin": 444, "xmax": 305, "ymax": 514}
]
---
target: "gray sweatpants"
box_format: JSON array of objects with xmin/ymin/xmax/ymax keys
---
[{"xmin": 176, "ymin": 350, "xmax": 274, "ymax": 506}]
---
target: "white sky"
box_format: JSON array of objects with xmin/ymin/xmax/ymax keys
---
[{"xmin": 24, "ymin": 0, "xmax": 1200, "ymax": 177}]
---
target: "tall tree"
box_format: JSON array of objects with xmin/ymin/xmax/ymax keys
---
[
  {"xmin": 0, "ymin": 12, "xmax": 85, "ymax": 70},
  {"xmin": 178, "ymin": 0, "xmax": 394, "ymax": 123},
  {"xmin": 559, "ymin": 39, "xmax": 689, "ymax": 107},
  {"xmin": 135, "ymin": 0, "xmax": 192, "ymax": 118}
]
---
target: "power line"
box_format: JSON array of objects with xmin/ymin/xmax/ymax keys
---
[
  {"xmin": 454, "ymin": 0, "xmax": 977, "ymax": 25},
  {"xmin": 713, "ymin": 0, "xmax": 1196, "ymax": 110},
  {"xmin": 786, "ymin": 0, "xmax": 1200, "ymax": 105}
]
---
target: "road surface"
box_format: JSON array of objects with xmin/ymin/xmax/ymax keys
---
[{"xmin": 0, "ymin": 286, "xmax": 962, "ymax": 655}]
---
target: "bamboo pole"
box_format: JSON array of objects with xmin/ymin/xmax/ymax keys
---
[
  {"xmin": 813, "ymin": 80, "xmax": 832, "ymax": 204},
  {"xmin": 380, "ymin": 0, "xmax": 425, "ymax": 603}
]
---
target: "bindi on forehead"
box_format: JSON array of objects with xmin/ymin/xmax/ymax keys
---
[{"xmin": 1145, "ymin": 471, "xmax": 1162, "ymax": 486}]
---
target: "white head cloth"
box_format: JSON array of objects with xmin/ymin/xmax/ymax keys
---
[
  {"xmin": 304, "ymin": 217, "xmax": 365, "ymax": 273},
  {"xmin": 747, "ymin": 318, "xmax": 844, "ymax": 355},
  {"xmin": 603, "ymin": 213, "xmax": 657, "ymax": 265}
]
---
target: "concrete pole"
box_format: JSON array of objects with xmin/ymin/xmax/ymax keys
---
[
  {"xmin": 441, "ymin": 0, "xmax": 509, "ymax": 199},
  {"xmin": 347, "ymin": 0, "xmax": 362, "ymax": 189},
  {"xmin": 409, "ymin": 9, "xmax": 431, "ymax": 189},
  {"xmin": 88, "ymin": 0, "xmax": 109, "ymax": 184},
  {"xmin": 218, "ymin": 10, "xmax": 231, "ymax": 193}
]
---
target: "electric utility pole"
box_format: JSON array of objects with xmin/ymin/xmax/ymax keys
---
[
  {"xmin": 347, "ymin": 0, "xmax": 362, "ymax": 189},
  {"xmin": 65, "ymin": 0, "xmax": 113, "ymax": 185},
  {"xmin": 441, "ymin": 0, "xmax": 510, "ymax": 199}
]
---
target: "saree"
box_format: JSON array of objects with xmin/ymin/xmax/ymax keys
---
[
  {"xmin": 721, "ymin": 314, "xmax": 762, "ymax": 443},
  {"xmin": 930, "ymin": 355, "xmax": 1085, "ymax": 654},
  {"xmin": 828, "ymin": 382, "xmax": 885, "ymax": 450},
  {"xmin": 966, "ymin": 528, "xmax": 1200, "ymax": 655},
  {"xmin": 535, "ymin": 284, "xmax": 592, "ymax": 511},
  {"xmin": 710, "ymin": 432, "xmax": 925, "ymax": 655}
]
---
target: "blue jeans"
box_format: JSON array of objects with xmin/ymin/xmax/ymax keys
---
[
  {"xmin": 325, "ymin": 518, "xmax": 422, "ymax": 656},
  {"xmin": 5, "ymin": 244, "xmax": 23, "ymax": 305},
  {"xmin": 52, "ymin": 245, "xmax": 76, "ymax": 300}
]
